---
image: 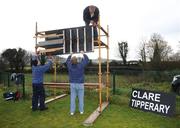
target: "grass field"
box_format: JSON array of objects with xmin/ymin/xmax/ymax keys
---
[
  {"xmin": 0, "ymin": 93, "xmax": 179, "ymax": 128},
  {"xmin": 0, "ymin": 73, "xmax": 180, "ymax": 128}
]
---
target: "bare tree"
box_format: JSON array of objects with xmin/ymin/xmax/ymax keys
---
[
  {"xmin": 138, "ymin": 39, "xmax": 147, "ymax": 63},
  {"xmin": 147, "ymin": 33, "xmax": 172, "ymax": 62},
  {"xmin": 118, "ymin": 41, "xmax": 128, "ymax": 65},
  {"xmin": 146, "ymin": 33, "xmax": 173, "ymax": 69}
]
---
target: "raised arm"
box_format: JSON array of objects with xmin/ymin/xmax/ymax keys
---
[
  {"xmin": 66, "ymin": 54, "xmax": 72, "ymax": 67},
  {"xmin": 81, "ymin": 53, "xmax": 89, "ymax": 67},
  {"xmin": 40, "ymin": 59, "xmax": 53, "ymax": 72}
]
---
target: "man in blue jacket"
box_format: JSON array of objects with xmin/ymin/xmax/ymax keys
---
[
  {"xmin": 31, "ymin": 55, "xmax": 53, "ymax": 111},
  {"xmin": 66, "ymin": 52, "xmax": 89, "ymax": 115}
]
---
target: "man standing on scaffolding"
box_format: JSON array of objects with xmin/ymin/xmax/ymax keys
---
[{"xmin": 83, "ymin": 5, "xmax": 99, "ymax": 40}]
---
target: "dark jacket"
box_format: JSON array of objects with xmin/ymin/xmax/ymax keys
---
[
  {"xmin": 66, "ymin": 54, "xmax": 89, "ymax": 83},
  {"xmin": 83, "ymin": 6, "xmax": 99, "ymax": 25}
]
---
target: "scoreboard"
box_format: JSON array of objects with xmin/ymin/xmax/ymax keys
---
[{"xmin": 36, "ymin": 26, "xmax": 96, "ymax": 55}]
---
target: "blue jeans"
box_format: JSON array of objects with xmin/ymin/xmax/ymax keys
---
[
  {"xmin": 70, "ymin": 83, "xmax": 84, "ymax": 113},
  {"xmin": 32, "ymin": 83, "xmax": 45, "ymax": 110}
]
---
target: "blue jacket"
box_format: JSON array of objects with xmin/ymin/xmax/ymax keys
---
[
  {"xmin": 66, "ymin": 54, "xmax": 89, "ymax": 83},
  {"xmin": 32, "ymin": 60, "xmax": 52, "ymax": 84}
]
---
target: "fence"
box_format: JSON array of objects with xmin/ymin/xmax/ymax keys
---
[{"xmin": 0, "ymin": 72, "xmax": 25, "ymax": 98}]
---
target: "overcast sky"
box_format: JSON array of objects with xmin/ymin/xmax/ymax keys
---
[{"xmin": 0, "ymin": 0, "xmax": 179, "ymax": 60}]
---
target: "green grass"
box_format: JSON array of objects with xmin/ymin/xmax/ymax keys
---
[
  {"xmin": 0, "ymin": 73, "xmax": 180, "ymax": 128},
  {"xmin": 0, "ymin": 92, "xmax": 179, "ymax": 128},
  {"xmin": 0, "ymin": 94, "xmax": 97, "ymax": 128},
  {"xmin": 94, "ymin": 104, "xmax": 180, "ymax": 128}
]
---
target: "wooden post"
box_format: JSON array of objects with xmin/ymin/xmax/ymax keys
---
[
  {"xmin": 106, "ymin": 25, "xmax": 110, "ymax": 102},
  {"xmin": 98, "ymin": 16, "xmax": 102, "ymax": 112}
]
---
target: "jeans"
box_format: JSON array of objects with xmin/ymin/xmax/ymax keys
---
[
  {"xmin": 32, "ymin": 84, "xmax": 45, "ymax": 110},
  {"xmin": 70, "ymin": 83, "xmax": 84, "ymax": 113}
]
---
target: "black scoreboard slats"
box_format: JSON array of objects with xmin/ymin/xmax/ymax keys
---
[
  {"xmin": 64, "ymin": 29, "xmax": 70, "ymax": 53},
  {"xmin": 38, "ymin": 26, "xmax": 95, "ymax": 55},
  {"xmin": 71, "ymin": 28, "xmax": 77, "ymax": 53},
  {"xmin": 79, "ymin": 27, "xmax": 84, "ymax": 52},
  {"xmin": 86, "ymin": 26, "xmax": 93, "ymax": 52}
]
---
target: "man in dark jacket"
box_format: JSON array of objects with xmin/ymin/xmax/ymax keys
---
[
  {"xmin": 83, "ymin": 5, "xmax": 99, "ymax": 26},
  {"xmin": 83, "ymin": 5, "xmax": 99, "ymax": 39},
  {"xmin": 66, "ymin": 52, "xmax": 89, "ymax": 115}
]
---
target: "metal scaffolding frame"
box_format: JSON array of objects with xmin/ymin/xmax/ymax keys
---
[{"xmin": 34, "ymin": 17, "xmax": 110, "ymax": 126}]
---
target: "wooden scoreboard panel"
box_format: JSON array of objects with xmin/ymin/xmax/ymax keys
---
[{"xmin": 38, "ymin": 26, "xmax": 94, "ymax": 55}]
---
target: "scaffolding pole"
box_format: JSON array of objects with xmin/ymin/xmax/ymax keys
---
[
  {"xmin": 34, "ymin": 21, "xmax": 110, "ymax": 114},
  {"xmin": 98, "ymin": 16, "xmax": 102, "ymax": 112},
  {"xmin": 106, "ymin": 25, "xmax": 110, "ymax": 102}
]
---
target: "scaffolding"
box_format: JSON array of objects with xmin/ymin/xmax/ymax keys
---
[{"xmin": 34, "ymin": 17, "xmax": 110, "ymax": 126}]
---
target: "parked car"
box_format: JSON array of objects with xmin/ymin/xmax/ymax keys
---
[{"xmin": 171, "ymin": 75, "xmax": 180, "ymax": 95}]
